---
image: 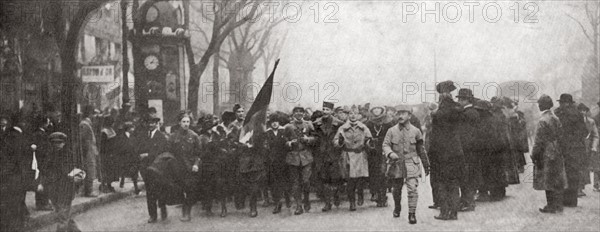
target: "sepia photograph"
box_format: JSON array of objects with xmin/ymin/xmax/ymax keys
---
[{"xmin": 0, "ymin": 0, "xmax": 599, "ymax": 231}]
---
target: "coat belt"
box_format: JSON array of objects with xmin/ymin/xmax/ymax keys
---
[{"xmin": 342, "ymin": 148, "xmax": 365, "ymax": 153}]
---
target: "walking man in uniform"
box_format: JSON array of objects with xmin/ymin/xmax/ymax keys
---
[
  {"xmin": 382, "ymin": 105, "xmax": 430, "ymax": 224},
  {"xmin": 284, "ymin": 107, "xmax": 317, "ymax": 215}
]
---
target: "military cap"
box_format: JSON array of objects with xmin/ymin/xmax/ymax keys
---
[
  {"xmin": 396, "ymin": 105, "xmax": 412, "ymax": 113},
  {"xmin": 292, "ymin": 106, "xmax": 305, "ymax": 113},
  {"xmin": 323, "ymin": 101, "xmax": 334, "ymax": 110}
]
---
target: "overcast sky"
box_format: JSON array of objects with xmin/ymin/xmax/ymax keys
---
[{"xmin": 195, "ymin": 1, "xmax": 592, "ymax": 111}]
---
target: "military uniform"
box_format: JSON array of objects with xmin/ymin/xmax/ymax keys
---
[
  {"xmin": 283, "ymin": 118, "xmax": 317, "ymax": 214},
  {"xmin": 169, "ymin": 128, "xmax": 202, "ymax": 220},
  {"xmin": 382, "ymin": 122, "xmax": 429, "ymax": 221}
]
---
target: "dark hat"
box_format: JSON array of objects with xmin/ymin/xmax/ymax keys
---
[
  {"xmin": 473, "ymin": 99, "xmax": 492, "ymax": 111},
  {"xmin": 221, "ymin": 111, "xmax": 236, "ymax": 124},
  {"xmin": 268, "ymin": 114, "xmax": 281, "ymax": 124},
  {"xmin": 233, "ymin": 104, "xmax": 243, "ymax": 112},
  {"xmin": 436, "ymin": 80, "xmax": 456, "ymax": 94},
  {"xmin": 82, "ymin": 105, "xmax": 95, "ymax": 117},
  {"xmin": 144, "ymin": 112, "xmax": 161, "ymax": 122},
  {"xmin": 49, "ymin": 132, "xmax": 67, "ymax": 142},
  {"xmin": 577, "ymin": 103, "xmax": 590, "ymax": 112},
  {"xmin": 538, "ymin": 94, "xmax": 554, "ymax": 109},
  {"xmin": 456, "ymin": 88, "xmax": 474, "ymax": 99},
  {"xmin": 292, "ymin": 107, "xmax": 305, "ymax": 113},
  {"xmin": 123, "ymin": 121, "xmax": 135, "ymax": 130},
  {"xmin": 557, "ymin": 94, "xmax": 574, "ymax": 103},
  {"xmin": 322, "ymin": 101, "xmax": 334, "ymax": 110}
]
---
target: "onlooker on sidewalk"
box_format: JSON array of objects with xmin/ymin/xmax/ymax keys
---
[
  {"xmin": 99, "ymin": 116, "xmax": 120, "ymax": 193},
  {"xmin": 31, "ymin": 114, "xmax": 53, "ymax": 210},
  {"xmin": 79, "ymin": 105, "xmax": 99, "ymax": 198}
]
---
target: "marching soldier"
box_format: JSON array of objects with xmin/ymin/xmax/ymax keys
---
[
  {"xmin": 382, "ymin": 105, "xmax": 430, "ymax": 224},
  {"xmin": 365, "ymin": 106, "xmax": 392, "ymax": 207},
  {"xmin": 284, "ymin": 107, "xmax": 317, "ymax": 215},
  {"xmin": 168, "ymin": 112, "xmax": 202, "ymax": 221},
  {"xmin": 314, "ymin": 101, "xmax": 344, "ymax": 212},
  {"xmin": 333, "ymin": 105, "xmax": 373, "ymax": 211}
]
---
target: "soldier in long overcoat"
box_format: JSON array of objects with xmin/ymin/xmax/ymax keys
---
[
  {"xmin": 314, "ymin": 101, "xmax": 345, "ymax": 212},
  {"xmin": 531, "ymin": 95, "xmax": 568, "ymax": 213},
  {"xmin": 366, "ymin": 106, "xmax": 393, "ymax": 207},
  {"xmin": 168, "ymin": 112, "xmax": 201, "ymax": 222},
  {"xmin": 554, "ymin": 94, "xmax": 588, "ymax": 207},
  {"xmin": 333, "ymin": 105, "xmax": 373, "ymax": 211},
  {"xmin": 382, "ymin": 105, "xmax": 430, "ymax": 224}
]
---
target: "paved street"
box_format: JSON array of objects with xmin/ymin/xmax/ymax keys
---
[{"xmin": 38, "ymin": 170, "xmax": 600, "ymax": 231}]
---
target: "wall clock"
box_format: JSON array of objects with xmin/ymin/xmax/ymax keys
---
[{"xmin": 144, "ymin": 55, "xmax": 159, "ymax": 70}]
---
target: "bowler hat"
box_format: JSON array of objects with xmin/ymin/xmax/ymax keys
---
[
  {"xmin": 49, "ymin": 132, "xmax": 67, "ymax": 142},
  {"xmin": 436, "ymin": 80, "xmax": 456, "ymax": 94},
  {"xmin": 456, "ymin": 88, "xmax": 474, "ymax": 99},
  {"xmin": 557, "ymin": 94, "xmax": 574, "ymax": 103},
  {"xmin": 144, "ymin": 112, "xmax": 161, "ymax": 122},
  {"xmin": 538, "ymin": 94, "xmax": 554, "ymax": 108}
]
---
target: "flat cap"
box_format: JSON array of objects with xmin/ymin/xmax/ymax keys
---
[{"xmin": 49, "ymin": 132, "xmax": 67, "ymax": 142}]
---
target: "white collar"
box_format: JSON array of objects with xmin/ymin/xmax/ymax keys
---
[{"xmin": 13, "ymin": 126, "xmax": 22, "ymax": 133}]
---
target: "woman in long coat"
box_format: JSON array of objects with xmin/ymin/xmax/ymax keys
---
[
  {"xmin": 531, "ymin": 95, "xmax": 568, "ymax": 213},
  {"xmin": 100, "ymin": 116, "xmax": 120, "ymax": 192},
  {"xmin": 333, "ymin": 106, "xmax": 373, "ymax": 211},
  {"xmin": 168, "ymin": 112, "xmax": 202, "ymax": 222}
]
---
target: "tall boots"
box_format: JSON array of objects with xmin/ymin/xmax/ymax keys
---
[
  {"xmin": 180, "ymin": 204, "xmax": 191, "ymax": 222},
  {"xmin": 250, "ymin": 194, "xmax": 258, "ymax": 218},
  {"xmin": 322, "ymin": 185, "xmax": 334, "ymax": 212}
]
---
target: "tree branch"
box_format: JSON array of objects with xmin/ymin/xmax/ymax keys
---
[{"xmin": 567, "ymin": 13, "xmax": 594, "ymax": 44}]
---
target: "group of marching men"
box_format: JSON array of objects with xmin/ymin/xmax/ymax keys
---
[{"xmin": 2, "ymin": 79, "xmax": 599, "ymax": 231}]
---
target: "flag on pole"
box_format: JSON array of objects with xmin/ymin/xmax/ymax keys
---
[{"xmin": 239, "ymin": 59, "xmax": 280, "ymax": 144}]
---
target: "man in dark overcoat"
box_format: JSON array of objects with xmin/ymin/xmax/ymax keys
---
[
  {"xmin": 137, "ymin": 113, "xmax": 169, "ymax": 223},
  {"xmin": 365, "ymin": 106, "xmax": 393, "ymax": 207},
  {"xmin": 456, "ymin": 89, "xmax": 481, "ymax": 212},
  {"xmin": 313, "ymin": 101, "xmax": 345, "ymax": 212},
  {"xmin": 39, "ymin": 132, "xmax": 84, "ymax": 231},
  {"xmin": 429, "ymin": 81, "xmax": 465, "ymax": 221},
  {"xmin": 554, "ymin": 94, "xmax": 588, "ymax": 207},
  {"xmin": 531, "ymin": 95, "xmax": 568, "ymax": 213},
  {"xmin": 0, "ymin": 115, "xmax": 26, "ymax": 232},
  {"xmin": 31, "ymin": 114, "xmax": 53, "ymax": 210}
]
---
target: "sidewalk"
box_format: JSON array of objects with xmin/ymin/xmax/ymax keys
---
[{"xmin": 25, "ymin": 180, "xmax": 145, "ymax": 230}]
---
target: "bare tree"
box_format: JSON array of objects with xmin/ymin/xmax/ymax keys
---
[
  {"xmin": 185, "ymin": 0, "xmax": 262, "ymax": 114},
  {"xmin": 217, "ymin": 18, "xmax": 286, "ymax": 110},
  {"xmin": 567, "ymin": 2, "xmax": 600, "ymax": 104}
]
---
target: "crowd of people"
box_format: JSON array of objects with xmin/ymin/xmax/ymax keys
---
[{"xmin": 1, "ymin": 80, "xmax": 599, "ymax": 231}]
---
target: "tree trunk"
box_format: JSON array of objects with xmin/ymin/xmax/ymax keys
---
[{"xmin": 213, "ymin": 46, "xmax": 221, "ymax": 114}]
